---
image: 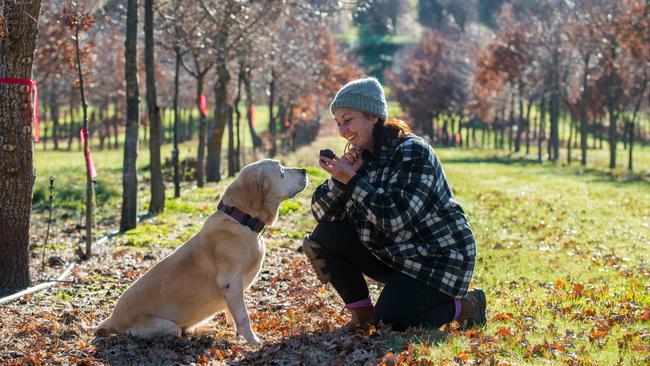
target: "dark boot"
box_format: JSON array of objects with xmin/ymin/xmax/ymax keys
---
[{"xmin": 459, "ymin": 288, "xmax": 487, "ymax": 329}]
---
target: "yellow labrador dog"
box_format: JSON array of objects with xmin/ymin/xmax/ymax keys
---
[{"xmin": 97, "ymin": 159, "xmax": 307, "ymax": 345}]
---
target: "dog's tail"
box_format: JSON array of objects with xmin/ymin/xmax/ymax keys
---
[{"xmin": 95, "ymin": 316, "xmax": 116, "ymax": 336}]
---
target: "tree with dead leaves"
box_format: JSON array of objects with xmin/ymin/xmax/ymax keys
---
[
  {"xmin": 197, "ymin": 0, "xmax": 282, "ymax": 182},
  {"xmin": 61, "ymin": 0, "xmax": 97, "ymax": 258},
  {"xmin": 615, "ymin": 0, "xmax": 649, "ymax": 171},
  {"xmin": 387, "ymin": 30, "xmax": 470, "ymax": 142}
]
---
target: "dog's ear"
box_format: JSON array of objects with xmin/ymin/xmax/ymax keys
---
[
  {"xmin": 237, "ymin": 165, "xmax": 266, "ymax": 212},
  {"xmin": 255, "ymin": 165, "xmax": 272, "ymax": 211},
  {"xmin": 226, "ymin": 163, "xmax": 274, "ymax": 219}
]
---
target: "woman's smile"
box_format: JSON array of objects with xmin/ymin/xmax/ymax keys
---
[{"xmin": 334, "ymin": 108, "xmax": 377, "ymax": 151}]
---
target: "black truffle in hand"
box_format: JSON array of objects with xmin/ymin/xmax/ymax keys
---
[{"xmin": 319, "ymin": 149, "xmax": 336, "ymax": 160}]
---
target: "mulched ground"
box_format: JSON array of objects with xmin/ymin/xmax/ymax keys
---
[{"xmin": 1, "ymin": 233, "xmax": 445, "ymax": 365}]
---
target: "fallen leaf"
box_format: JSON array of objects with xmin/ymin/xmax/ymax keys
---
[
  {"xmin": 456, "ymin": 352, "xmax": 470, "ymax": 362},
  {"xmin": 639, "ymin": 308, "xmax": 649, "ymax": 320},
  {"xmin": 572, "ymin": 283, "xmax": 584, "ymax": 296},
  {"xmin": 496, "ymin": 327, "xmax": 515, "ymax": 337}
]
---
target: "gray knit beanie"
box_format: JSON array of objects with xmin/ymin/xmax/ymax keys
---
[{"xmin": 330, "ymin": 77, "xmax": 388, "ymax": 121}]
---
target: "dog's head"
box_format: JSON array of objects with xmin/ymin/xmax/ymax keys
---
[{"xmin": 224, "ymin": 159, "xmax": 308, "ymax": 226}]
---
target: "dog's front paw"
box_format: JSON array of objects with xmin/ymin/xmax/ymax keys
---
[{"xmin": 242, "ymin": 332, "xmax": 261, "ymax": 346}]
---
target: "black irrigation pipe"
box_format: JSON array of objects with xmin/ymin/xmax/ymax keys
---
[
  {"xmin": 41, "ymin": 176, "xmax": 55, "ymax": 269},
  {"xmin": 0, "ymin": 235, "xmax": 110, "ymax": 306}
]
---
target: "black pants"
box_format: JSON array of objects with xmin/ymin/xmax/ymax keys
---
[{"xmin": 310, "ymin": 222, "xmax": 456, "ymax": 331}]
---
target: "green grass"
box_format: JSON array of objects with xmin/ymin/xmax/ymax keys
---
[
  {"xmin": 272, "ymin": 134, "xmax": 649, "ymax": 363},
  {"xmin": 402, "ymin": 147, "xmax": 649, "ymax": 365},
  {"xmin": 29, "ymin": 126, "xmax": 649, "ymax": 364}
]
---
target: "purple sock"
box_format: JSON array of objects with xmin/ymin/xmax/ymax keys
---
[
  {"xmin": 453, "ymin": 299, "xmax": 462, "ymax": 320},
  {"xmin": 345, "ymin": 297, "xmax": 373, "ymax": 309}
]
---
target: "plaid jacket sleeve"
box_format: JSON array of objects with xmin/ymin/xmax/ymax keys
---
[
  {"xmin": 311, "ymin": 178, "xmax": 351, "ymax": 222},
  {"xmin": 345, "ymin": 140, "xmax": 435, "ymax": 234}
]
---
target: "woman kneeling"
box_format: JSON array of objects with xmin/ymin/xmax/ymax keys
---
[{"xmin": 304, "ymin": 77, "xmax": 486, "ymax": 332}]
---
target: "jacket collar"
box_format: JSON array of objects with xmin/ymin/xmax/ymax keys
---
[
  {"xmin": 364, "ymin": 134, "xmax": 413, "ymax": 167},
  {"xmin": 217, "ymin": 201, "xmax": 265, "ymax": 233}
]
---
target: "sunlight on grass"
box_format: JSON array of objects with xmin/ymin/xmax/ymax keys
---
[{"xmin": 28, "ymin": 132, "xmax": 650, "ymax": 364}]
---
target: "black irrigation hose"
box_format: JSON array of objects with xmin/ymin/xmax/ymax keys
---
[{"xmin": 41, "ymin": 176, "xmax": 55, "ymax": 269}]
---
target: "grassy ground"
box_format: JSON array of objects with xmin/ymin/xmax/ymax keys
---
[{"xmin": 4, "ymin": 133, "xmax": 648, "ymax": 365}]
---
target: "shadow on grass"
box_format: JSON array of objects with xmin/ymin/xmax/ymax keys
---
[
  {"xmin": 92, "ymin": 326, "xmax": 450, "ymax": 365},
  {"xmin": 444, "ymin": 154, "xmax": 650, "ymax": 186},
  {"xmin": 233, "ymin": 327, "xmax": 450, "ymax": 365},
  {"xmin": 93, "ymin": 334, "xmax": 231, "ymax": 366},
  {"xmin": 443, "ymin": 155, "xmax": 537, "ymax": 166}
]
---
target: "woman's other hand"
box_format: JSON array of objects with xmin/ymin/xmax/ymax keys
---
[{"xmin": 342, "ymin": 145, "xmax": 363, "ymax": 172}]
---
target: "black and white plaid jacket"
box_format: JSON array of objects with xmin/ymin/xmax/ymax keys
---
[{"xmin": 311, "ymin": 134, "xmax": 476, "ymax": 298}]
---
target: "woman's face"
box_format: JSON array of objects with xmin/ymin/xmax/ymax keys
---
[{"xmin": 333, "ymin": 108, "xmax": 378, "ymax": 151}]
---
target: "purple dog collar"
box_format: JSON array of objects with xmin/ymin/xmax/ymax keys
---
[{"xmin": 217, "ymin": 201, "xmax": 266, "ymax": 233}]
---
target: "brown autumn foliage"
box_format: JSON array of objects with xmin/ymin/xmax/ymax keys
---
[{"xmin": 387, "ymin": 30, "xmax": 470, "ymax": 140}]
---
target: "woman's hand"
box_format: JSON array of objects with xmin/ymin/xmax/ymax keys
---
[{"xmin": 319, "ymin": 146, "xmax": 362, "ymax": 184}]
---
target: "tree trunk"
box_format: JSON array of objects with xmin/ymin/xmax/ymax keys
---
[
  {"xmin": 196, "ymin": 74, "xmax": 207, "ymax": 187},
  {"xmin": 440, "ymin": 116, "xmax": 446, "ymax": 144},
  {"xmin": 525, "ymin": 98, "xmax": 533, "ymax": 154},
  {"xmin": 172, "ymin": 45, "xmax": 181, "ymax": 198},
  {"xmin": 415, "ymin": 112, "xmax": 433, "ymax": 142},
  {"xmin": 206, "ymin": 53, "xmax": 229, "ymax": 182},
  {"xmin": 508, "ymin": 91, "xmax": 514, "ymax": 152},
  {"xmin": 515, "ymin": 80, "xmax": 524, "ymax": 152},
  {"xmin": 549, "ymin": 48, "xmax": 561, "ymax": 162},
  {"xmin": 422, "ymin": 112, "xmax": 433, "ymax": 142},
  {"xmin": 549, "ymin": 89, "xmax": 559, "ymax": 162},
  {"xmin": 268, "ymin": 68, "xmax": 276, "ymax": 157},
  {"xmin": 450, "ymin": 115, "xmax": 456, "ymax": 147},
  {"xmin": 0, "ymin": 0, "xmax": 42, "ymax": 296},
  {"xmin": 276, "ymin": 102, "xmax": 287, "ymax": 152},
  {"xmin": 234, "ymin": 62, "xmax": 244, "ymax": 172},
  {"xmin": 49, "ymin": 93, "xmax": 60, "ymax": 150},
  {"xmin": 228, "ymin": 62, "xmax": 244, "ymax": 177},
  {"xmin": 112, "ymin": 97, "xmax": 119, "ymax": 149},
  {"xmin": 579, "ymin": 53, "xmax": 590, "ymax": 166},
  {"xmin": 187, "ymin": 109, "xmax": 192, "ymax": 141},
  {"xmin": 567, "ymin": 113, "xmax": 575, "ymax": 164},
  {"xmin": 607, "ymin": 42, "xmax": 619, "ymax": 169},
  {"xmin": 120, "ymin": 0, "xmax": 140, "ymax": 232},
  {"xmin": 99, "ymin": 104, "xmax": 106, "ymax": 150},
  {"xmin": 538, "ymin": 97, "xmax": 546, "ymax": 162},
  {"xmin": 67, "ymin": 95, "xmax": 74, "ymax": 150},
  {"xmin": 598, "ymin": 115, "xmax": 604, "ymax": 149},
  {"xmin": 481, "ymin": 125, "xmax": 486, "ymax": 147},
  {"xmin": 628, "ymin": 78, "xmax": 647, "ymax": 171},
  {"xmin": 227, "ymin": 103, "xmax": 235, "ymax": 176},
  {"xmin": 243, "ymin": 66, "xmax": 261, "ymax": 152},
  {"xmin": 145, "ymin": 0, "xmax": 165, "ymax": 213},
  {"xmin": 73, "ymin": 22, "xmax": 94, "ymax": 259}
]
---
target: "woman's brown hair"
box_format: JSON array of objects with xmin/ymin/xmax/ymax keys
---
[
  {"xmin": 382, "ymin": 118, "xmax": 412, "ymax": 139},
  {"xmin": 345, "ymin": 114, "xmax": 413, "ymax": 158},
  {"xmin": 369, "ymin": 115, "xmax": 412, "ymax": 157}
]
